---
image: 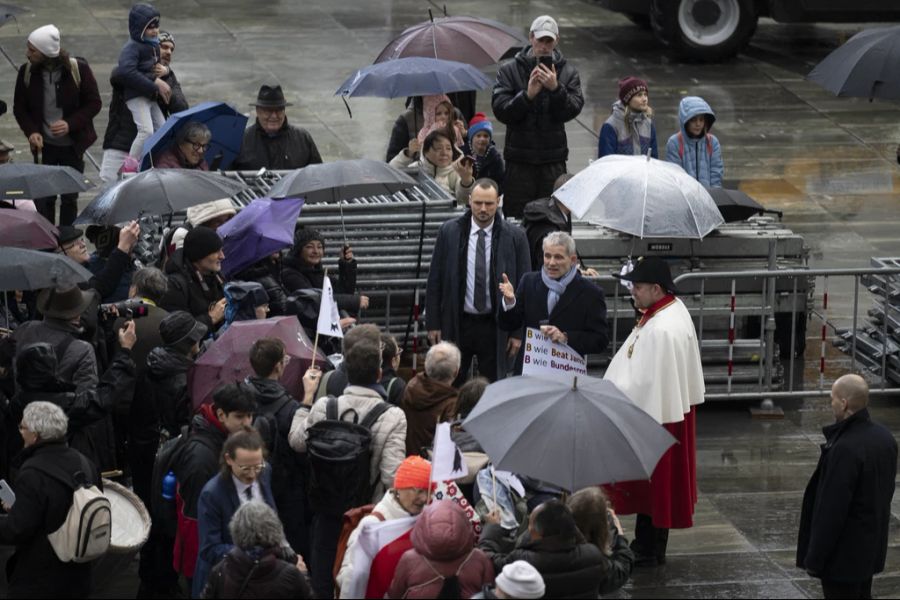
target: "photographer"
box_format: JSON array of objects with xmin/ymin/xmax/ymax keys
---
[{"xmin": 113, "ymin": 267, "xmax": 169, "ymax": 380}]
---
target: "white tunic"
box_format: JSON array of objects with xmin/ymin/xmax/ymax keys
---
[{"xmin": 604, "ymin": 298, "xmax": 705, "ymax": 424}]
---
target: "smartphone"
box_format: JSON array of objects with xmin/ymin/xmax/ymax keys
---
[
  {"xmin": 539, "ymin": 55, "xmax": 553, "ymax": 69},
  {"xmin": 0, "ymin": 479, "xmax": 15, "ymax": 508}
]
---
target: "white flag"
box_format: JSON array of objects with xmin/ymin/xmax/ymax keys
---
[
  {"xmin": 431, "ymin": 422, "xmax": 468, "ymax": 482},
  {"xmin": 316, "ymin": 276, "xmax": 343, "ymax": 338}
]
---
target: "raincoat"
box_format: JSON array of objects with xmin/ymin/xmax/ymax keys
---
[{"xmin": 665, "ymin": 96, "xmax": 723, "ymax": 187}]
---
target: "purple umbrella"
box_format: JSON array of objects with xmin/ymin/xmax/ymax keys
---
[{"xmin": 218, "ymin": 197, "xmax": 304, "ymax": 278}]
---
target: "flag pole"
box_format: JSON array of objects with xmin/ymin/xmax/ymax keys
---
[
  {"xmin": 310, "ymin": 268, "xmax": 329, "ymax": 370},
  {"xmin": 491, "ymin": 466, "xmax": 497, "ymax": 511}
]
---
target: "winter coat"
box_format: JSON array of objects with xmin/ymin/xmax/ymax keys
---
[
  {"xmin": 103, "ymin": 66, "xmax": 188, "ymax": 152},
  {"xmin": 461, "ymin": 140, "xmax": 506, "ymax": 192},
  {"xmin": 194, "ymin": 467, "xmax": 277, "ymax": 598},
  {"xmin": 491, "ymin": 46, "xmax": 584, "ymax": 165},
  {"xmin": 82, "ymin": 248, "xmax": 133, "ymax": 302},
  {"xmin": 282, "ymin": 254, "xmax": 359, "ymax": 312},
  {"xmin": 161, "ymin": 247, "xmax": 226, "ymax": 332},
  {"xmin": 665, "ymin": 96, "xmax": 723, "ymax": 187},
  {"xmin": 388, "ymin": 501, "xmax": 494, "ymax": 599},
  {"xmin": 797, "ymin": 408, "xmax": 898, "ymax": 583},
  {"xmin": 401, "ymin": 373, "xmax": 458, "ymax": 456},
  {"xmin": 0, "ymin": 441, "xmax": 100, "ymax": 598},
  {"xmin": 116, "ymin": 3, "xmax": 161, "ymax": 101},
  {"xmin": 13, "ymin": 318, "xmax": 98, "ymax": 394},
  {"xmin": 389, "ymin": 150, "xmax": 475, "ymax": 206},
  {"xmin": 598, "ymin": 100, "xmax": 658, "ymax": 158},
  {"xmin": 385, "ymin": 104, "xmax": 424, "ymax": 162},
  {"xmin": 234, "ymin": 260, "xmax": 289, "ymax": 316},
  {"xmin": 203, "ymin": 546, "xmax": 312, "ymax": 599},
  {"xmin": 232, "ymin": 118, "xmax": 322, "ymax": 170},
  {"xmin": 113, "ymin": 302, "xmax": 168, "ymax": 381},
  {"xmin": 479, "ymin": 523, "xmax": 607, "ymax": 599},
  {"xmin": 154, "ymin": 144, "xmax": 209, "ymax": 170},
  {"xmin": 289, "ymin": 385, "xmax": 407, "ymax": 501},
  {"xmin": 13, "ymin": 56, "xmax": 102, "ymax": 156},
  {"xmin": 132, "ymin": 345, "xmax": 193, "ymax": 445},
  {"xmin": 425, "ymin": 211, "xmax": 531, "ymax": 379},
  {"xmin": 173, "ymin": 405, "xmax": 228, "ymax": 579},
  {"xmin": 521, "ymin": 197, "xmax": 571, "ymax": 271},
  {"xmin": 598, "ymin": 531, "xmax": 636, "ymax": 595},
  {"xmin": 380, "ymin": 367, "xmax": 407, "ymax": 406}
]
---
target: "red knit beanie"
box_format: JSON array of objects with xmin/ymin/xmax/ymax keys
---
[
  {"xmin": 618, "ymin": 76, "xmax": 649, "ymax": 105},
  {"xmin": 394, "ymin": 456, "xmax": 432, "ymax": 490}
]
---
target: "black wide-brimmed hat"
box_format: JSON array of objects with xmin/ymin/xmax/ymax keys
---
[
  {"xmin": 56, "ymin": 225, "xmax": 84, "ymax": 247},
  {"xmin": 613, "ymin": 256, "xmax": 680, "ymax": 295},
  {"xmin": 250, "ymin": 84, "xmax": 293, "ymax": 108},
  {"xmin": 37, "ymin": 284, "xmax": 94, "ymax": 320}
]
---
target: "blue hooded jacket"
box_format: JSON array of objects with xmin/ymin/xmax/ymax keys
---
[
  {"xmin": 115, "ymin": 3, "xmax": 160, "ymax": 101},
  {"xmin": 665, "ymin": 96, "xmax": 724, "ymax": 187}
]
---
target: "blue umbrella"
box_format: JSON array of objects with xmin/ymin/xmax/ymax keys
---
[
  {"xmin": 218, "ymin": 197, "xmax": 304, "ymax": 278},
  {"xmin": 335, "ymin": 57, "xmax": 493, "ymax": 98},
  {"xmin": 139, "ymin": 101, "xmax": 248, "ymax": 171}
]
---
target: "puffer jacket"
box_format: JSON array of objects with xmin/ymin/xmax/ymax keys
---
[
  {"xmin": 461, "ymin": 140, "xmax": 505, "ymax": 191},
  {"xmin": 133, "ymin": 345, "xmax": 193, "ymax": 444},
  {"xmin": 389, "ymin": 151, "xmax": 474, "ymax": 205},
  {"xmin": 665, "ymin": 96, "xmax": 724, "ymax": 187},
  {"xmin": 598, "ymin": 100, "xmax": 658, "ymax": 158},
  {"xmin": 234, "ymin": 259, "xmax": 289, "ymax": 316},
  {"xmin": 400, "ymin": 373, "xmax": 458, "ymax": 456},
  {"xmin": 522, "ymin": 197, "xmax": 571, "ymax": 271},
  {"xmin": 202, "ymin": 546, "xmax": 313, "ymax": 599},
  {"xmin": 389, "ymin": 501, "xmax": 494, "ymax": 599},
  {"xmin": 116, "ymin": 3, "xmax": 161, "ymax": 101},
  {"xmin": 161, "ymin": 247, "xmax": 225, "ymax": 331},
  {"xmin": 289, "ymin": 385, "xmax": 407, "ymax": 501},
  {"xmin": 491, "ymin": 46, "xmax": 584, "ymax": 165}
]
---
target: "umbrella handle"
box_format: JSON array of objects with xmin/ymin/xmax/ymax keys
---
[{"xmin": 341, "ymin": 96, "xmax": 353, "ymax": 119}]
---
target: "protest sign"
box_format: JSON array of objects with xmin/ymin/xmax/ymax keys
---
[{"xmin": 522, "ymin": 326, "xmax": 587, "ymax": 377}]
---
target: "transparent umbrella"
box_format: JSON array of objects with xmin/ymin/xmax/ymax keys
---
[{"xmin": 553, "ymin": 154, "xmax": 724, "ymax": 239}]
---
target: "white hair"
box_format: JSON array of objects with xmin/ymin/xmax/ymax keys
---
[
  {"xmin": 425, "ymin": 342, "xmax": 462, "ymax": 382},
  {"xmin": 22, "ymin": 401, "xmax": 68, "ymax": 441},
  {"xmin": 543, "ymin": 231, "xmax": 576, "ymax": 256},
  {"xmin": 229, "ymin": 501, "xmax": 287, "ymax": 549}
]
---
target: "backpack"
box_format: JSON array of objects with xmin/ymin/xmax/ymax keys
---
[
  {"xmin": 306, "ymin": 397, "xmax": 391, "ymax": 516},
  {"xmin": 24, "ymin": 57, "xmax": 81, "ymax": 88},
  {"xmin": 247, "ymin": 379, "xmax": 293, "ymax": 465},
  {"xmin": 30, "ymin": 454, "xmax": 111, "ymax": 563},
  {"xmin": 150, "ymin": 424, "xmax": 216, "ymax": 537},
  {"xmin": 676, "ymin": 131, "xmax": 713, "ymax": 159},
  {"xmin": 331, "ymin": 503, "xmax": 385, "ymax": 586}
]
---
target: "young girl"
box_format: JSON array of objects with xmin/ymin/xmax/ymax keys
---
[
  {"xmin": 117, "ymin": 3, "xmax": 168, "ymax": 171},
  {"xmin": 665, "ymin": 96, "xmax": 724, "ymax": 187},
  {"xmin": 598, "ymin": 77, "xmax": 658, "ymax": 158}
]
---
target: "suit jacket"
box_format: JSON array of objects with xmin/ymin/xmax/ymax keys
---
[{"xmin": 498, "ymin": 270, "xmax": 609, "ymax": 373}]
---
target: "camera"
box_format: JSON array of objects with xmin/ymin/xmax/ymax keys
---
[{"xmin": 99, "ymin": 299, "xmax": 151, "ymax": 320}]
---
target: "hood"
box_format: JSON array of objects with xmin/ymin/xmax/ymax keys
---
[
  {"xmin": 410, "ymin": 500, "xmax": 474, "ymax": 561},
  {"xmin": 128, "ymin": 3, "xmax": 160, "ymax": 42},
  {"xmin": 522, "ymin": 197, "xmax": 569, "ymax": 230},
  {"xmin": 187, "ymin": 199, "xmax": 236, "ymax": 228},
  {"xmin": 222, "ymin": 547, "xmax": 284, "ymax": 581},
  {"xmin": 678, "ymin": 96, "xmax": 715, "ymax": 134},
  {"xmin": 195, "ymin": 402, "xmax": 228, "ymax": 436},
  {"xmin": 404, "ymin": 373, "xmax": 457, "ymax": 411},
  {"xmin": 146, "ymin": 346, "xmax": 193, "ymax": 378},
  {"xmin": 246, "ymin": 376, "xmax": 287, "ymax": 406},
  {"xmin": 15, "ymin": 342, "xmax": 61, "ymax": 391},
  {"xmin": 514, "ymin": 45, "xmax": 566, "ymax": 70},
  {"xmin": 165, "ymin": 247, "xmax": 189, "ymax": 275}
]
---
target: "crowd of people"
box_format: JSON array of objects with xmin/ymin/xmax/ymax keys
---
[{"xmin": 0, "ymin": 6, "xmax": 897, "ymax": 600}]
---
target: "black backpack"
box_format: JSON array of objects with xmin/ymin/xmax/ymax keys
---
[
  {"xmin": 306, "ymin": 397, "xmax": 391, "ymax": 516},
  {"xmin": 150, "ymin": 425, "xmax": 215, "ymax": 537}
]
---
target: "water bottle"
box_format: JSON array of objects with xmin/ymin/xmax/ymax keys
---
[{"xmin": 162, "ymin": 471, "xmax": 177, "ymax": 501}]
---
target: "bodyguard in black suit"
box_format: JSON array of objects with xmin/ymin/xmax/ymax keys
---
[{"xmin": 498, "ymin": 231, "xmax": 608, "ymax": 373}]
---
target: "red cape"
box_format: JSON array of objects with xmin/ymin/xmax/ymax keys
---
[{"xmin": 364, "ymin": 530, "xmax": 413, "ymax": 599}]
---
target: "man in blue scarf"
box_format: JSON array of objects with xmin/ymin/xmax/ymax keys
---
[{"xmin": 498, "ymin": 231, "xmax": 608, "ymax": 373}]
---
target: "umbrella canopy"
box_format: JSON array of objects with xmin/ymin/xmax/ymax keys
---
[
  {"xmin": 375, "ymin": 15, "xmax": 526, "ymax": 68},
  {"xmin": 0, "ymin": 208, "xmax": 58, "ymax": 250},
  {"xmin": 553, "ymin": 154, "xmax": 724, "ymax": 239},
  {"xmin": 218, "ymin": 197, "xmax": 304, "ymax": 278},
  {"xmin": 139, "ymin": 101, "xmax": 248, "ymax": 171},
  {"xmin": 269, "ymin": 159, "xmax": 417, "ymax": 202},
  {"xmin": 189, "ymin": 316, "xmax": 326, "ymax": 409},
  {"xmin": 807, "ymin": 25, "xmax": 900, "ymax": 100},
  {"xmin": 0, "ymin": 163, "xmax": 92, "ymax": 200},
  {"xmin": 0, "ymin": 247, "xmax": 93, "ymax": 291},
  {"xmin": 336, "ymin": 57, "xmax": 493, "ymax": 98},
  {"xmin": 463, "ymin": 373, "xmax": 676, "ymax": 492},
  {"xmin": 0, "ymin": 3, "xmax": 27, "ymax": 28},
  {"xmin": 705, "ymin": 186, "xmax": 768, "ymax": 223},
  {"xmin": 74, "ymin": 169, "xmax": 249, "ymax": 225}
]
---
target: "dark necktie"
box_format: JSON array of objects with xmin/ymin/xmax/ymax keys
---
[
  {"xmin": 474, "ymin": 229, "xmax": 487, "ymax": 313},
  {"xmin": 244, "ymin": 486, "xmax": 253, "ymax": 502}
]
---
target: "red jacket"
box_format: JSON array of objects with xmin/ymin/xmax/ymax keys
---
[{"xmin": 388, "ymin": 501, "xmax": 494, "ymax": 599}]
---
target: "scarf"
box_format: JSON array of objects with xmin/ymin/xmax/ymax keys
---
[{"xmin": 541, "ymin": 265, "xmax": 578, "ymax": 315}]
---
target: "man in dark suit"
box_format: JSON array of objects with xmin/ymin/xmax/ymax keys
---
[
  {"xmin": 426, "ymin": 178, "xmax": 531, "ymax": 383},
  {"xmin": 797, "ymin": 374, "xmax": 897, "ymax": 599},
  {"xmin": 498, "ymin": 231, "xmax": 608, "ymax": 372}
]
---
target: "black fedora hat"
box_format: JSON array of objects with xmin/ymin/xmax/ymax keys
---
[
  {"xmin": 613, "ymin": 256, "xmax": 680, "ymax": 295},
  {"xmin": 37, "ymin": 284, "xmax": 94, "ymax": 320},
  {"xmin": 56, "ymin": 225, "xmax": 84, "ymax": 247},
  {"xmin": 250, "ymin": 84, "xmax": 293, "ymax": 108}
]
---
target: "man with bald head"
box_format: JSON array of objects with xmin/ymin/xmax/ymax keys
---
[{"xmin": 797, "ymin": 374, "xmax": 897, "ymax": 599}]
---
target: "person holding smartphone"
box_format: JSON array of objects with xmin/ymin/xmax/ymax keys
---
[{"xmin": 491, "ymin": 15, "xmax": 584, "ymax": 219}]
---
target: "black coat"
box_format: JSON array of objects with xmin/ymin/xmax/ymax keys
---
[
  {"xmin": 202, "ymin": 546, "xmax": 312, "ymax": 599},
  {"xmin": 0, "ymin": 441, "xmax": 101, "ymax": 598},
  {"xmin": 82, "ymin": 248, "xmax": 133, "ymax": 302},
  {"xmin": 281, "ymin": 255, "xmax": 359, "ymax": 312},
  {"xmin": 161, "ymin": 248, "xmax": 225, "ymax": 331},
  {"xmin": 174, "ymin": 409, "xmax": 228, "ymax": 520},
  {"xmin": 521, "ymin": 198, "xmax": 571, "ymax": 271},
  {"xmin": 797, "ymin": 408, "xmax": 898, "ymax": 582},
  {"xmin": 385, "ymin": 104, "xmax": 422, "ymax": 163},
  {"xmin": 462, "ymin": 140, "xmax": 506, "ymax": 192},
  {"xmin": 114, "ymin": 303, "xmax": 168, "ymax": 381},
  {"xmin": 234, "ymin": 261, "xmax": 289, "ymax": 316},
  {"xmin": 132, "ymin": 346, "xmax": 193, "ymax": 445},
  {"xmin": 491, "ymin": 46, "xmax": 584, "ymax": 165},
  {"xmin": 498, "ymin": 270, "xmax": 609, "ymax": 372},
  {"xmin": 103, "ymin": 68, "xmax": 188, "ymax": 153},
  {"xmin": 232, "ymin": 119, "xmax": 322, "ymax": 171}
]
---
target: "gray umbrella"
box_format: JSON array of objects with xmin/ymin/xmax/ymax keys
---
[
  {"xmin": 268, "ymin": 159, "xmax": 417, "ymax": 202},
  {"xmin": 807, "ymin": 25, "xmax": 900, "ymax": 100},
  {"xmin": 0, "ymin": 247, "xmax": 93, "ymax": 291},
  {"xmin": 0, "ymin": 163, "xmax": 93, "ymax": 200},
  {"xmin": 463, "ymin": 373, "xmax": 676, "ymax": 492}
]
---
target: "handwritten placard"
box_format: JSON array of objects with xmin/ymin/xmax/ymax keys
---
[{"xmin": 522, "ymin": 327, "xmax": 587, "ymax": 376}]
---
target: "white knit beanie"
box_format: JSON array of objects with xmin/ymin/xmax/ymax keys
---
[
  {"xmin": 28, "ymin": 25, "xmax": 60, "ymax": 58},
  {"xmin": 496, "ymin": 560, "xmax": 546, "ymax": 599}
]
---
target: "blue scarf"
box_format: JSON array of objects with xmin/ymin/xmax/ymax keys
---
[{"xmin": 541, "ymin": 265, "xmax": 578, "ymax": 316}]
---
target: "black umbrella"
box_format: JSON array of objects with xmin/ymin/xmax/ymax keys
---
[
  {"xmin": 0, "ymin": 163, "xmax": 93, "ymax": 200},
  {"xmin": 0, "ymin": 247, "xmax": 93, "ymax": 291},
  {"xmin": 74, "ymin": 169, "xmax": 249, "ymax": 225},
  {"xmin": 704, "ymin": 186, "xmax": 775, "ymax": 223},
  {"xmin": 807, "ymin": 25, "xmax": 900, "ymax": 100}
]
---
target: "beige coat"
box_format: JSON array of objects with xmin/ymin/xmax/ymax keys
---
[{"xmin": 389, "ymin": 151, "xmax": 474, "ymax": 206}]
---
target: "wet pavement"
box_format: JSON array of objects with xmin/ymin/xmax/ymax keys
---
[{"xmin": 1, "ymin": 1, "xmax": 899, "ymax": 598}]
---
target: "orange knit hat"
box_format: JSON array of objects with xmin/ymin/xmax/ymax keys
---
[{"xmin": 394, "ymin": 456, "xmax": 432, "ymax": 490}]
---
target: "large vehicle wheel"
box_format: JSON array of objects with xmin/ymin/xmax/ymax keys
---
[{"xmin": 650, "ymin": 0, "xmax": 758, "ymax": 62}]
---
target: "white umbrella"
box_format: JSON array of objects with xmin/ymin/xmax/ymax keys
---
[{"xmin": 553, "ymin": 154, "xmax": 725, "ymax": 239}]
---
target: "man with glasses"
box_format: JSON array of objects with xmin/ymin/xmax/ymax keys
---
[{"xmin": 232, "ymin": 84, "xmax": 322, "ymax": 170}]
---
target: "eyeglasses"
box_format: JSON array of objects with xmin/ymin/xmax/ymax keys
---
[
  {"xmin": 236, "ymin": 463, "xmax": 265, "ymax": 474},
  {"xmin": 188, "ymin": 142, "xmax": 210, "ymax": 153}
]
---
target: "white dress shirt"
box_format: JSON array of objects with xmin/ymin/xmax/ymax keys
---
[
  {"xmin": 464, "ymin": 217, "xmax": 493, "ymax": 314},
  {"xmin": 232, "ymin": 474, "xmax": 263, "ymax": 504}
]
